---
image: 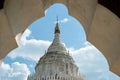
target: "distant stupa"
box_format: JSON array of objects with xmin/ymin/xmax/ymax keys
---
[{"xmin": 27, "ymin": 17, "xmax": 85, "ymax": 80}]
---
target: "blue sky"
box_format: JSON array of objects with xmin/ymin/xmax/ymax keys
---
[{"xmin": 0, "ymin": 3, "xmax": 120, "ymax": 80}]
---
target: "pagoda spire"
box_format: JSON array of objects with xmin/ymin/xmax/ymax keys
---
[
  {"xmin": 55, "ymin": 16, "xmax": 60, "ymax": 34},
  {"xmin": 47, "ymin": 16, "xmax": 67, "ymax": 54}
]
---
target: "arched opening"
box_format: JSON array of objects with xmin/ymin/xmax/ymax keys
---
[{"xmin": 2, "ymin": 3, "xmax": 120, "ymax": 80}]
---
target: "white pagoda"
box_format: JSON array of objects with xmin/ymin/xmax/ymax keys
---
[{"xmin": 27, "ymin": 18, "xmax": 85, "ymax": 80}]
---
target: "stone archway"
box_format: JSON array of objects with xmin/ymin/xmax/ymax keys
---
[{"xmin": 0, "ymin": 0, "xmax": 120, "ymax": 76}]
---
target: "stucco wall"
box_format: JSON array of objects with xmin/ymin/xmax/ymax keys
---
[
  {"xmin": 88, "ymin": 4, "xmax": 120, "ymax": 75},
  {"xmin": 0, "ymin": 9, "xmax": 17, "ymax": 60}
]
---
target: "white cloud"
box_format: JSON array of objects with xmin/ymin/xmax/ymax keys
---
[
  {"xmin": 69, "ymin": 44, "xmax": 109, "ymax": 73},
  {"xmin": 60, "ymin": 18, "xmax": 69, "ymax": 23},
  {"xmin": 20, "ymin": 29, "xmax": 31, "ymax": 45},
  {"xmin": 54, "ymin": 18, "xmax": 69, "ymax": 24},
  {"xmin": 45, "ymin": 9, "xmax": 48, "ymax": 16},
  {"xmin": 0, "ymin": 62, "xmax": 30, "ymax": 80},
  {"xmin": 8, "ymin": 29, "xmax": 51, "ymax": 61}
]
